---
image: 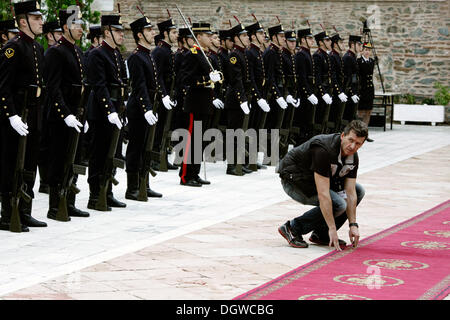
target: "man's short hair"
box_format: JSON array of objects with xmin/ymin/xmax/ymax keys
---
[
  {"xmin": 15, "ymin": 14, "xmax": 26, "ymax": 28},
  {"xmin": 343, "ymin": 120, "xmax": 369, "ymax": 140}
]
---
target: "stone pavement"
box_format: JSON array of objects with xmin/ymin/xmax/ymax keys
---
[{"xmin": 0, "ymin": 124, "xmax": 449, "ymax": 299}]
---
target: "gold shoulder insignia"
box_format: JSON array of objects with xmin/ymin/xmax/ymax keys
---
[
  {"xmin": 5, "ymin": 48, "xmax": 14, "ymax": 59},
  {"xmin": 230, "ymin": 56, "xmax": 237, "ymax": 64},
  {"xmin": 190, "ymin": 47, "xmax": 198, "ymax": 54}
]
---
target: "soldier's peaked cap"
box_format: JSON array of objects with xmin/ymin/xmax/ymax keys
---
[
  {"xmin": 157, "ymin": 18, "xmax": 176, "ymax": 32},
  {"xmin": 285, "ymin": 30, "xmax": 296, "ymax": 41},
  {"xmin": 218, "ymin": 29, "xmax": 231, "ymax": 40},
  {"xmin": 314, "ymin": 31, "xmax": 330, "ymax": 42},
  {"xmin": 101, "ymin": 15, "xmax": 123, "ymax": 30},
  {"xmin": 246, "ymin": 22, "xmax": 264, "ymax": 34},
  {"xmin": 330, "ymin": 33, "xmax": 343, "ymax": 43},
  {"xmin": 230, "ymin": 23, "xmax": 247, "ymax": 37},
  {"xmin": 43, "ymin": 20, "xmax": 62, "ymax": 34},
  {"xmin": 297, "ymin": 28, "xmax": 313, "ymax": 38},
  {"xmin": 178, "ymin": 28, "xmax": 193, "ymax": 38},
  {"xmin": 14, "ymin": 1, "xmax": 42, "ymax": 16},
  {"xmin": 192, "ymin": 22, "xmax": 212, "ymax": 34},
  {"xmin": 349, "ymin": 35, "xmax": 362, "ymax": 43},
  {"xmin": 87, "ymin": 25, "xmax": 101, "ymax": 40},
  {"xmin": 0, "ymin": 19, "xmax": 20, "ymax": 33},
  {"xmin": 130, "ymin": 16, "xmax": 153, "ymax": 34},
  {"xmin": 268, "ymin": 25, "xmax": 284, "ymax": 38}
]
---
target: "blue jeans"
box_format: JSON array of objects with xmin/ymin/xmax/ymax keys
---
[{"xmin": 281, "ymin": 179, "xmax": 365, "ymax": 237}]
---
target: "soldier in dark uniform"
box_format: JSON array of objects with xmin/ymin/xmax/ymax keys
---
[
  {"xmin": 294, "ymin": 28, "xmax": 319, "ymax": 144},
  {"xmin": 37, "ymin": 20, "xmax": 64, "ymax": 195},
  {"xmin": 215, "ymin": 29, "xmax": 233, "ymax": 132},
  {"xmin": 151, "ymin": 18, "xmax": 178, "ymax": 171},
  {"xmin": 263, "ymin": 24, "xmax": 288, "ymax": 138},
  {"xmin": 225, "ymin": 23, "xmax": 253, "ymax": 176},
  {"xmin": 281, "ymin": 30, "xmax": 300, "ymax": 157},
  {"xmin": 357, "ymin": 42, "xmax": 375, "ymax": 126},
  {"xmin": 245, "ymin": 21, "xmax": 270, "ymax": 170},
  {"xmin": 178, "ymin": 22, "xmax": 222, "ymax": 186},
  {"xmin": 124, "ymin": 16, "xmax": 162, "ymax": 200},
  {"xmin": 86, "ymin": 14, "xmax": 127, "ymax": 211},
  {"xmin": 342, "ymin": 35, "xmax": 362, "ymax": 125},
  {"xmin": 84, "ymin": 25, "xmax": 102, "ymax": 60},
  {"xmin": 328, "ymin": 32, "xmax": 349, "ymax": 133},
  {"xmin": 0, "ymin": 19, "xmax": 20, "ymax": 47},
  {"xmin": 0, "ymin": 0, "xmax": 47, "ymax": 231},
  {"xmin": 45, "ymin": 8, "xmax": 90, "ymax": 220},
  {"xmin": 312, "ymin": 31, "xmax": 334, "ymax": 134},
  {"xmin": 43, "ymin": 20, "xmax": 62, "ymax": 47}
]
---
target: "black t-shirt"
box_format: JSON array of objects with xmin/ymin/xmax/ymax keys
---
[{"xmin": 310, "ymin": 146, "xmax": 358, "ymax": 190}]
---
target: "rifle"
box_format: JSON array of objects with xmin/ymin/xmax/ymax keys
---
[
  {"xmin": 54, "ymin": 85, "xmax": 88, "ymax": 221},
  {"xmin": 95, "ymin": 84, "xmax": 125, "ymax": 211},
  {"xmin": 279, "ymin": 75, "xmax": 297, "ymax": 156},
  {"xmin": 10, "ymin": 90, "xmax": 32, "ymax": 233},
  {"xmin": 157, "ymin": 74, "xmax": 175, "ymax": 172},
  {"xmin": 137, "ymin": 92, "xmax": 159, "ymax": 202}
]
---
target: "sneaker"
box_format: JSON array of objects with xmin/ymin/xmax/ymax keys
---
[
  {"xmin": 278, "ymin": 221, "xmax": 308, "ymax": 248},
  {"xmin": 309, "ymin": 232, "xmax": 347, "ymax": 249}
]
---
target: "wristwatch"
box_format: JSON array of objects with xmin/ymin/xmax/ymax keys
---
[{"xmin": 349, "ymin": 222, "xmax": 359, "ymax": 228}]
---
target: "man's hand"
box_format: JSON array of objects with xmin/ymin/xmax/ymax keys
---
[
  {"xmin": 9, "ymin": 115, "xmax": 29, "ymax": 136},
  {"xmin": 307, "ymin": 94, "xmax": 319, "ymax": 105},
  {"xmin": 209, "ymin": 70, "xmax": 222, "ymax": 83},
  {"xmin": 276, "ymin": 97, "xmax": 288, "ymax": 109},
  {"xmin": 349, "ymin": 226, "xmax": 360, "ymax": 248},
  {"xmin": 162, "ymin": 95, "xmax": 175, "ymax": 110},
  {"xmin": 257, "ymin": 98, "xmax": 270, "ymax": 112},
  {"xmin": 351, "ymin": 95, "xmax": 360, "ymax": 103},
  {"xmin": 213, "ymin": 98, "xmax": 224, "ymax": 109},
  {"xmin": 328, "ymin": 228, "xmax": 342, "ymax": 251},
  {"xmin": 240, "ymin": 101, "xmax": 250, "ymax": 114},
  {"xmin": 107, "ymin": 112, "xmax": 123, "ymax": 130},
  {"xmin": 322, "ymin": 93, "xmax": 333, "ymax": 105}
]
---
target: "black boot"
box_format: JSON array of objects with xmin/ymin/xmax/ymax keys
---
[
  {"xmin": 46, "ymin": 186, "xmax": 70, "ymax": 221},
  {"xmin": 0, "ymin": 194, "xmax": 29, "ymax": 232},
  {"xmin": 147, "ymin": 179, "xmax": 162, "ymax": 198},
  {"xmin": 125, "ymin": 172, "xmax": 140, "ymax": 201},
  {"xmin": 107, "ymin": 182, "xmax": 126, "ymax": 208},
  {"xmin": 67, "ymin": 190, "xmax": 89, "ymax": 217},
  {"xmin": 88, "ymin": 183, "xmax": 111, "ymax": 211},
  {"xmin": 20, "ymin": 200, "xmax": 47, "ymax": 228},
  {"xmin": 226, "ymin": 164, "xmax": 244, "ymax": 176}
]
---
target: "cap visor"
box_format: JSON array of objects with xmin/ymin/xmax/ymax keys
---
[
  {"xmin": 111, "ymin": 25, "xmax": 124, "ymax": 30},
  {"xmin": 8, "ymin": 28, "xmax": 20, "ymax": 33},
  {"xmin": 28, "ymin": 11, "xmax": 42, "ymax": 16}
]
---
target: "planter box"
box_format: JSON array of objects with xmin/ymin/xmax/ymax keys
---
[{"xmin": 393, "ymin": 104, "xmax": 445, "ymax": 126}]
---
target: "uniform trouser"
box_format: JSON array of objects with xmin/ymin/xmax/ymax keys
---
[
  {"xmin": 314, "ymin": 98, "xmax": 332, "ymax": 134},
  {"xmin": 343, "ymin": 99, "xmax": 358, "ymax": 124},
  {"xmin": 1, "ymin": 111, "xmax": 40, "ymax": 220},
  {"xmin": 292, "ymin": 97, "xmax": 316, "ymax": 146},
  {"xmin": 87, "ymin": 120, "xmax": 115, "ymax": 193},
  {"xmin": 281, "ymin": 178, "xmax": 365, "ymax": 238},
  {"xmin": 153, "ymin": 107, "xmax": 169, "ymax": 155},
  {"xmin": 47, "ymin": 121, "xmax": 82, "ymax": 187},
  {"xmin": 328, "ymin": 96, "xmax": 346, "ymax": 133},
  {"xmin": 178, "ymin": 112, "xmax": 210, "ymax": 182},
  {"xmin": 226, "ymin": 108, "xmax": 247, "ymax": 166},
  {"xmin": 125, "ymin": 116, "xmax": 147, "ymax": 173},
  {"xmin": 37, "ymin": 115, "xmax": 50, "ymax": 186}
]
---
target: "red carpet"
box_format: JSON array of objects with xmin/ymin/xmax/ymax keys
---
[{"xmin": 235, "ymin": 200, "xmax": 450, "ymax": 300}]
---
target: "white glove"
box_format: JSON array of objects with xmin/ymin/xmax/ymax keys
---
[
  {"xmin": 322, "ymin": 93, "xmax": 333, "ymax": 105},
  {"xmin": 84, "ymin": 120, "xmax": 89, "ymax": 134},
  {"xmin": 338, "ymin": 92, "xmax": 348, "ymax": 103},
  {"xmin": 107, "ymin": 112, "xmax": 123, "ymax": 130},
  {"xmin": 124, "ymin": 117, "xmax": 128, "ymax": 126},
  {"xmin": 351, "ymin": 95, "xmax": 360, "ymax": 103},
  {"xmin": 307, "ymin": 94, "xmax": 319, "ymax": 105},
  {"xmin": 64, "ymin": 114, "xmax": 83, "ymax": 133},
  {"xmin": 286, "ymin": 95, "xmax": 300, "ymax": 108},
  {"xmin": 144, "ymin": 110, "xmax": 158, "ymax": 125},
  {"xmin": 257, "ymin": 99, "xmax": 270, "ymax": 112},
  {"xmin": 9, "ymin": 115, "xmax": 29, "ymax": 136},
  {"xmin": 240, "ymin": 101, "xmax": 250, "ymax": 115},
  {"xmin": 276, "ymin": 97, "xmax": 288, "ymax": 109},
  {"xmin": 212, "ymin": 98, "xmax": 224, "ymax": 109},
  {"xmin": 209, "ymin": 71, "xmax": 222, "ymax": 83},
  {"xmin": 162, "ymin": 95, "xmax": 175, "ymax": 110}
]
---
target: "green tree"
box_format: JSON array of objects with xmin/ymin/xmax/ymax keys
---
[{"xmin": 0, "ymin": 0, "xmax": 14, "ymax": 20}]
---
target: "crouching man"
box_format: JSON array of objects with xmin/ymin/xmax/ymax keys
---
[{"xmin": 277, "ymin": 120, "xmax": 368, "ymax": 251}]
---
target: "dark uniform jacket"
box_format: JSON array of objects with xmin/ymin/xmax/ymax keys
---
[
  {"xmin": 329, "ymin": 49, "xmax": 345, "ymax": 95},
  {"xmin": 207, "ymin": 49, "xmax": 224, "ymax": 101},
  {"xmin": 357, "ymin": 56, "xmax": 375, "ymax": 109},
  {"xmin": 180, "ymin": 45, "xmax": 214, "ymax": 115},
  {"xmin": 226, "ymin": 44, "xmax": 251, "ymax": 109},
  {"xmin": 44, "ymin": 36, "xmax": 85, "ymax": 123},
  {"xmin": 313, "ymin": 48, "xmax": 333, "ymax": 97},
  {"xmin": 282, "ymin": 47, "xmax": 297, "ymax": 98},
  {"xmin": 152, "ymin": 40, "xmax": 176, "ymax": 99},
  {"xmin": 126, "ymin": 44, "xmax": 161, "ymax": 120},
  {"xmin": 342, "ymin": 50, "xmax": 360, "ymax": 97},
  {"xmin": 295, "ymin": 46, "xmax": 315, "ymax": 99},
  {"xmin": 174, "ymin": 47, "xmax": 189, "ymax": 105},
  {"xmin": 263, "ymin": 43, "xmax": 284, "ymax": 101},
  {"xmin": 0, "ymin": 32, "xmax": 44, "ymax": 122},
  {"xmin": 86, "ymin": 41, "xmax": 126, "ymax": 121},
  {"xmin": 246, "ymin": 43, "xmax": 266, "ymax": 101}
]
